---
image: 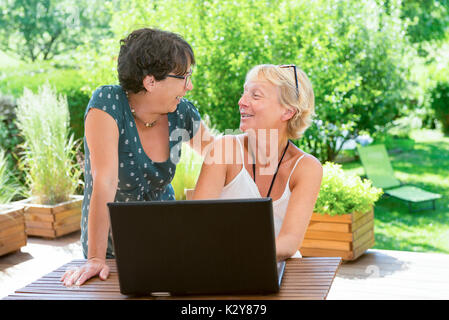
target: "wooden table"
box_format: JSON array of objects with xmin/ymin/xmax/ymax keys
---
[{"xmin": 3, "ymin": 257, "xmax": 341, "ymax": 300}]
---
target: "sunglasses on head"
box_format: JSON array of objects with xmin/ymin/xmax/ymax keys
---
[{"xmin": 279, "ymin": 64, "xmax": 299, "ymax": 95}]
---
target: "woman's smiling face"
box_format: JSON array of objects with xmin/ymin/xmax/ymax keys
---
[
  {"xmin": 238, "ymin": 78, "xmax": 286, "ymax": 134},
  {"xmin": 150, "ymin": 66, "xmax": 194, "ymax": 114}
]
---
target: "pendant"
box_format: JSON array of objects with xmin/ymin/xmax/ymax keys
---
[{"xmin": 131, "ymin": 108, "xmax": 157, "ymax": 128}]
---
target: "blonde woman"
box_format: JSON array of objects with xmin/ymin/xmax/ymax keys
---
[{"xmin": 193, "ymin": 64, "xmax": 322, "ymax": 261}]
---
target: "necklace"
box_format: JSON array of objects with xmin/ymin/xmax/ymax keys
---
[
  {"xmin": 130, "ymin": 108, "xmax": 157, "ymax": 128},
  {"xmin": 126, "ymin": 91, "xmax": 158, "ymax": 128},
  {"xmin": 251, "ymin": 140, "xmax": 290, "ymax": 198}
]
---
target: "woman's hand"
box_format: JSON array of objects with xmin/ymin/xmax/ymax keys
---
[
  {"xmin": 60, "ymin": 258, "xmax": 110, "ymax": 287},
  {"xmin": 61, "ymin": 108, "xmax": 118, "ymax": 288}
]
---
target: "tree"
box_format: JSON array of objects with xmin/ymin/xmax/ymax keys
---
[
  {"xmin": 81, "ymin": 0, "xmax": 411, "ymax": 162},
  {"xmin": 0, "ymin": 0, "xmax": 114, "ymax": 62},
  {"xmin": 400, "ymin": 0, "xmax": 449, "ymax": 44},
  {"xmin": 294, "ymin": 0, "xmax": 410, "ymax": 162}
]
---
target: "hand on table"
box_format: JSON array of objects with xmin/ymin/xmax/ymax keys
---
[{"xmin": 60, "ymin": 257, "xmax": 110, "ymax": 287}]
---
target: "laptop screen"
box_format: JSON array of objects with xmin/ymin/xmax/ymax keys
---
[{"xmin": 108, "ymin": 198, "xmax": 281, "ymax": 295}]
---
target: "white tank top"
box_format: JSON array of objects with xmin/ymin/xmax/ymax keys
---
[{"xmin": 219, "ymin": 136, "xmax": 305, "ymax": 258}]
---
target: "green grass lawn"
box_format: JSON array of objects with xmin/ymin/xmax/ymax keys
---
[{"xmin": 342, "ymin": 129, "xmax": 449, "ymax": 254}]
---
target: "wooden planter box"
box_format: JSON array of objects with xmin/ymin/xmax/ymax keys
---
[
  {"xmin": 0, "ymin": 205, "xmax": 27, "ymax": 256},
  {"xmin": 184, "ymin": 188, "xmax": 374, "ymax": 261},
  {"xmin": 19, "ymin": 195, "xmax": 83, "ymax": 239},
  {"xmin": 301, "ymin": 208, "xmax": 375, "ymax": 261}
]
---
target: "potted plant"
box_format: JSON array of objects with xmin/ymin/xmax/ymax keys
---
[
  {"xmin": 0, "ymin": 203, "xmax": 26, "ymax": 256},
  {"xmin": 301, "ymin": 162, "xmax": 383, "ymax": 261},
  {"xmin": 15, "ymin": 84, "xmax": 83, "ymax": 238},
  {"xmin": 0, "ymin": 148, "xmax": 26, "ymax": 255}
]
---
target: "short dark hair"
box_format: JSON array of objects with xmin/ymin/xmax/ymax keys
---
[{"xmin": 117, "ymin": 28, "xmax": 195, "ymax": 93}]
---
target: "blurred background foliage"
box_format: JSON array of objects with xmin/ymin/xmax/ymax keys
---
[
  {"xmin": 1, "ymin": 0, "xmax": 448, "ymax": 253},
  {"xmin": 0, "ymin": 0, "xmax": 115, "ymax": 62},
  {"xmin": 0, "ymin": 0, "xmax": 448, "ymax": 179}
]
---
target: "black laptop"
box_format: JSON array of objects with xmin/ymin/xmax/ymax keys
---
[{"xmin": 107, "ymin": 198, "xmax": 286, "ymax": 296}]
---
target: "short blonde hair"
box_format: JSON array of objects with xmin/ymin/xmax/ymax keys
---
[{"xmin": 245, "ymin": 64, "xmax": 315, "ymax": 139}]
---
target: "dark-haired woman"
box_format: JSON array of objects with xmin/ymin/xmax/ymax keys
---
[{"xmin": 61, "ymin": 28, "xmax": 212, "ymax": 286}]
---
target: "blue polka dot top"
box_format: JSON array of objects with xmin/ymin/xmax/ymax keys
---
[{"xmin": 80, "ymin": 85, "xmax": 201, "ymax": 258}]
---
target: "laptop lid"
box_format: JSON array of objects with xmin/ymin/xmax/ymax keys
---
[{"xmin": 108, "ymin": 198, "xmax": 281, "ymax": 296}]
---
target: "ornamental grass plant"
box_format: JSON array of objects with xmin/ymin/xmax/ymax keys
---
[
  {"xmin": 314, "ymin": 162, "xmax": 383, "ymax": 216},
  {"xmin": 15, "ymin": 84, "xmax": 82, "ymax": 205}
]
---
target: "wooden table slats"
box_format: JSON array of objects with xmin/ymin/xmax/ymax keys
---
[{"xmin": 4, "ymin": 257, "xmax": 341, "ymax": 300}]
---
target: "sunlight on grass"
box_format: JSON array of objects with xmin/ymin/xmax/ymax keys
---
[
  {"xmin": 396, "ymin": 172, "xmax": 449, "ymax": 189},
  {"xmin": 0, "ymin": 50, "xmax": 21, "ymax": 68},
  {"xmin": 342, "ymin": 129, "xmax": 449, "ymax": 254},
  {"xmin": 410, "ymin": 129, "xmax": 447, "ymax": 142},
  {"xmin": 375, "ymin": 219, "xmax": 449, "ymax": 253}
]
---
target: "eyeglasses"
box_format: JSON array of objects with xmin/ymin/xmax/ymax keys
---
[
  {"xmin": 166, "ymin": 69, "xmax": 193, "ymax": 89},
  {"xmin": 279, "ymin": 64, "xmax": 299, "ymax": 95}
]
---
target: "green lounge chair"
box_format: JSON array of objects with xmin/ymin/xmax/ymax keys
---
[{"xmin": 356, "ymin": 144, "xmax": 441, "ymax": 212}]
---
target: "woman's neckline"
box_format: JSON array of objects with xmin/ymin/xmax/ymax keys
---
[{"xmin": 121, "ymin": 86, "xmax": 175, "ymax": 165}]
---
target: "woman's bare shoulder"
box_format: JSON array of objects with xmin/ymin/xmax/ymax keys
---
[
  {"xmin": 289, "ymin": 145, "xmax": 323, "ymax": 185},
  {"xmin": 204, "ymin": 134, "xmax": 244, "ymax": 165},
  {"xmin": 216, "ymin": 133, "xmax": 245, "ymax": 143},
  {"xmin": 289, "ymin": 143, "xmax": 321, "ymax": 166}
]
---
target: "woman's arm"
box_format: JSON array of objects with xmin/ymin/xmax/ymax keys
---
[
  {"xmin": 188, "ymin": 121, "xmax": 215, "ymax": 158},
  {"xmin": 61, "ymin": 108, "xmax": 119, "ymax": 286},
  {"xmin": 276, "ymin": 155, "xmax": 323, "ymax": 261},
  {"xmin": 192, "ymin": 136, "xmax": 232, "ymax": 199}
]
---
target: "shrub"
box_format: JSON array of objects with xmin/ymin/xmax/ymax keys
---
[
  {"xmin": 314, "ymin": 162, "xmax": 383, "ymax": 216},
  {"xmin": 86, "ymin": 0, "xmax": 410, "ymax": 163},
  {"xmin": 171, "ymin": 115, "xmax": 222, "ymax": 200},
  {"xmin": 430, "ymin": 81, "xmax": 449, "ymax": 135},
  {"xmin": 0, "ymin": 94, "xmax": 23, "ymax": 157},
  {"xmin": 0, "ymin": 148, "xmax": 24, "ymax": 203},
  {"xmin": 0, "ymin": 94, "xmax": 25, "ymax": 185},
  {"xmin": 171, "ymin": 143, "xmax": 203, "ymax": 200},
  {"xmin": 16, "ymin": 84, "xmax": 83, "ymax": 205},
  {"xmin": 0, "ymin": 94, "xmax": 16, "ymax": 120}
]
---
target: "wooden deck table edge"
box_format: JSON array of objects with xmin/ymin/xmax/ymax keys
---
[{"xmin": 4, "ymin": 257, "xmax": 342, "ymax": 300}]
